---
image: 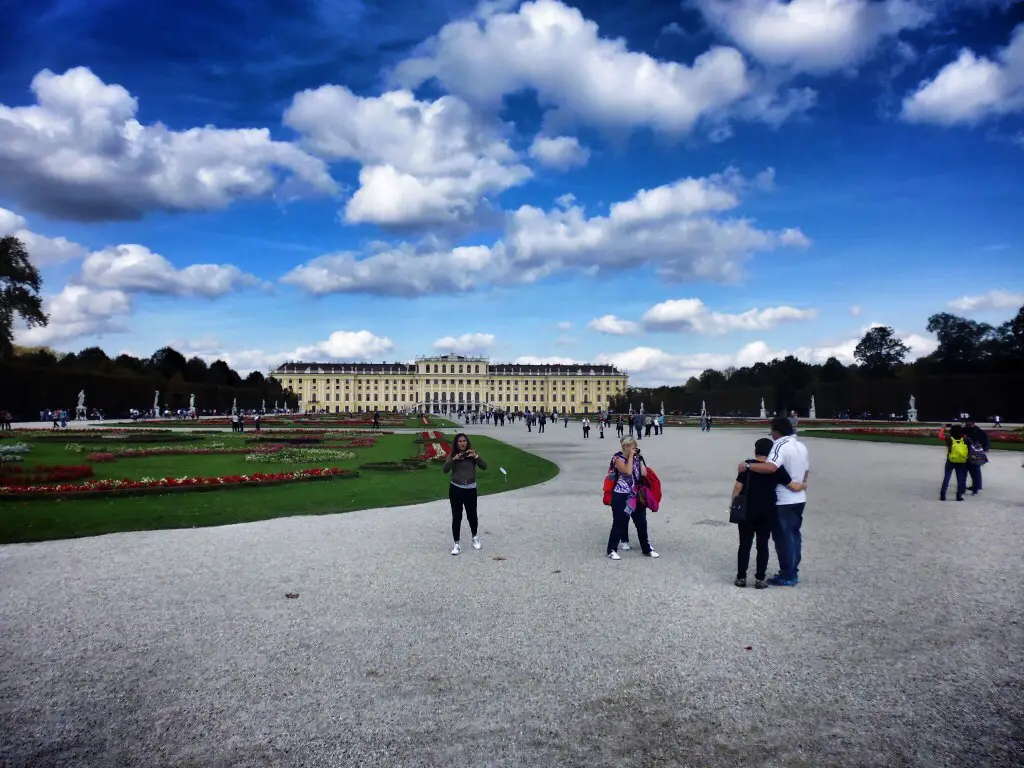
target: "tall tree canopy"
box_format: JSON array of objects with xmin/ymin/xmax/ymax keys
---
[
  {"xmin": 0, "ymin": 236, "xmax": 48, "ymax": 358},
  {"xmin": 854, "ymin": 326, "xmax": 910, "ymax": 376}
]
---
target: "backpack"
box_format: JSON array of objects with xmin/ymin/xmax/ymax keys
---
[
  {"xmin": 948, "ymin": 437, "xmax": 968, "ymax": 464},
  {"xmin": 602, "ymin": 457, "xmax": 618, "ymax": 506}
]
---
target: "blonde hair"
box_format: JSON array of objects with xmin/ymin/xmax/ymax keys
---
[{"xmin": 620, "ymin": 436, "xmax": 637, "ymax": 451}]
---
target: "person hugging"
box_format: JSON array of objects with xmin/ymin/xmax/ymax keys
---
[{"xmin": 731, "ymin": 437, "xmax": 806, "ymax": 589}]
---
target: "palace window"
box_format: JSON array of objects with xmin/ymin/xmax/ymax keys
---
[
  {"xmin": 433, "ymin": 364, "xmax": 438, "ymax": 373},
  {"xmin": 475, "ymin": 365, "xmax": 480, "ymax": 373},
  {"xmin": 442, "ymin": 365, "xmax": 447, "ymax": 373},
  {"xmin": 459, "ymin": 365, "xmax": 464, "ymax": 373}
]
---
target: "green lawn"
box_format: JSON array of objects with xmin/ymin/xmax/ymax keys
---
[
  {"xmin": 99, "ymin": 416, "xmax": 457, "ymax": 429},
  {"xmin": 0, "ymin": 432, "xmax": 556, "ymax": 544},
  {"xmin": 800, "ymin": 429, "xmax": 1024, "ymax": 451}
]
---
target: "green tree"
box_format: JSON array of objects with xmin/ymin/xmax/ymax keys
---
[
  {"xmin": 184, "ymin": 356, "xmax": 209, "ymax": 383},
  {"xmin": 925, "ymin": 312, "xmax": 995, "ymax": 372},
  {"xmin": 148, "ymin": 346, "xmax": 188, "ymax": 381},
  {"xmin": 0, "ymin": 236, "xmax": 48, "ymax": 357},
  {"xmin": 819, "ymin": 356, "xmax": 847, "ymax": 382},
  {"xmin": 854, "ymin": 326, "xmax": 910, "ymax": 376},
  {"xmin": 114, "ymin": 353, "xmax": 147, "ymax": 376},
  {"xmin": 76, "ymin": 346, "xmax": 111, "ymax": 369}
]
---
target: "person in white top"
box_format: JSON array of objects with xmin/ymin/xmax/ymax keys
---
[{"xmin": 740, "ymin": 416, "xmax": 809, "ymax": 586}]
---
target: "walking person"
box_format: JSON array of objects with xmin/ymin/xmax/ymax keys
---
[
  {"xmin": 599, "ymin": 420, "xmax": 605, "ymax": 439},
  {"xmin": 606, "ymin": 437, "xmax": 659, "ymax": 560},
  {"xmin": 582, "ymin": 417, "xmax": 591, "ymax": 439},
  {"xmin": 633, "ymin": 412, "xmax": 644, "ymax": 441},
  {"xmin": 741, "ymin": 416, "xmax": 810, "ymax": 586},
  {"xmin": 443, "ymin": 433, "xmax": 487, "ymax": 555},
  {"xmin": 616, "ymin": 415, "xmax": 624, "ymax": 438},
  {"xmin": 731, "ymin": 438, "xmax": 807, "ymax": 589},
  {"xmin": 940, "ymin": 424, "xmax": 970, "ymax": 502},
  {"xmin": 965, "ymin": 419, "xmax": 989, "ymax": 494}
]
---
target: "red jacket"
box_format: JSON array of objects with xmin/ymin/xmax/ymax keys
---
[{"xmin": 642, "ymin": 467, "xmax": 663, "ymax": 506}]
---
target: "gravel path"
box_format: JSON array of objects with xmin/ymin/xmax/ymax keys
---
[{"xmin": 2, "ymin": 425, "xmax": 1022, "ymax": 767}]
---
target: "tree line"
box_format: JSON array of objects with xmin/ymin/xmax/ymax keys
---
[{"xmin": 611, "ymin": 306, "xmax": 1024, "ymax": 421}]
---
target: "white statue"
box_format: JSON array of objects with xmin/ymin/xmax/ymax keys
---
[
  {"xmin": 153, "ymin": 390, "xmax": 160, "ymax": 414},
  {"xmin": 907, "ymin": 394, "xmax": 918, "ymax": 423},
  {"xmin": 701, "ymin": 400, "xmax": 707, "ymax": 415},
  {"xmin": 759, "ymin": 397, "xmax": 767, "ymax": 419},
  {"xmin": 189, "ymin": 393, "xmax": 196, "ymax": 410},
  {"xmin": 909, "ymin": 394, "xmax": 916, "ymax": 411},
  {"xmin": 77, "ymin": 390, "xmax": 86, "ymax": 409},
  {"xmin": 261, "ymin": 399, "xmax": 266, "ymax": 412},
  {"xmin": 232, "ymin": 398, "xmax": 238, "ymax": 415},
  {"xmin": 809, "ymin": 395, "xmax": 817, "ymax": 420}
]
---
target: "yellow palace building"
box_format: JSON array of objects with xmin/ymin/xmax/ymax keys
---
[{"xmin": 270, "ymin": 354, "xmax": 628, "ymax": 415}]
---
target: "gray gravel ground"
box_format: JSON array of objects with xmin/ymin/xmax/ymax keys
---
[{"xmin": 2, "ymin": 424, "xmax": 1023, "ymax": 767}]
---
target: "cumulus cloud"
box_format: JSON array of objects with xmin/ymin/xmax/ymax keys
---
[
  {"xmin": 280, "ymin": 166, "xmax": 809, "ymax": 295},
  {"xmin": 902, "ymin": 25, "xmax": 1024, "ymax": 125},
  {"xmin": 393, "ymin": 0, "xmax": 756, "ymax": 134},
  {"xmin": 0, "ymin": 207, "xmax": 86, "ymax": 265},
  {"xmin": 696, "ymin": 0, "xmax": 932, "ymax": 73},
  {"xmin": 949, "ymin": 289, "xmax": 1024, "ymax": 312},
  {"xmin": 0, "ymin": 68, "xmax": 337, "ymax": 222},
  {"xmin": 528, "ymin": 135, "xmax": 590, "ymax": 169},
  {"xmin": 588, "ymin": 314, "xmax": 642, "ymax": 335},
  {"xmin": 641, "ymin": 298, "xmax": 818, "ymax": 334},
  {"xmin": 79, "ymin": 245, "xmax": 262, "ymax": 297},
  {"xmin": 514, "ymin": 355, "xmax": 582, "ymax": 365},
  {"xmin": 595, "ymin": 327, "xmax": 936, "ymax": 386},
  {"xmin": 284, "ymin": 86, "xmax": 529, "ymax": 228},
  {"xmin": 433, "ymin": 333, "xmax": 496, "ymax": 355},
  {"xmin": 14, "ymin": 285, "xmax": 131, "ymax": 345},
  {"xmin": 193, "ymin": 330, "xmax": 396, "ymax": 375}
]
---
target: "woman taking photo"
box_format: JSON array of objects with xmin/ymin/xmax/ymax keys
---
[
  {"xmin": 606, "ymin": 436, "xmax": 659, "ymax": 560},
  {"xmin": 443, "ymin": 433, "xmax": 488, "ymax": 555}
]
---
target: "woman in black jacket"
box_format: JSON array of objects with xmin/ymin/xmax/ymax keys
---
[
  {"xmin": 443, "ymin": 433, "xmax": 488, "ymax": 555},
  {"xmin": 731, "ymin": 438, "xmax": 806, "ymax": 588}
]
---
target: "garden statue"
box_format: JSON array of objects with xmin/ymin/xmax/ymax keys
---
[
  {"xmin": 232, "ymin": 398, "xmax": 238, "ymax": 415},
  {"xmin": 153, "ymin": 390, "xmax": 159, "ymax": 415},
  {"xmin": 809, "ymin": 395, "xmax": 817, "ymax": 420},
  {"xmin": 907, "ymin": 394, "xmax": 918, "ymax": 423},
  {"xmin": 77, "ymin": 390, "xmax": 86, "ymax": 409},
  {"xmin": 189, "ymin": 393, "xmax": 196, "ymax": 410},
  {"xmin": 261, "ymin": 399, "xmax": 266, "ymax": 412}
]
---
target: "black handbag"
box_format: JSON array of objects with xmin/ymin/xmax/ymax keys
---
[{"xmin": 729, "ymin": 469, "xmax": 749, "ymax": 524}]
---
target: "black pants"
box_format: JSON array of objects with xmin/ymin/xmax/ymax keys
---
[
  {"xmin": 737, "ymin": 522, "xmax": 772, "ymax": 580},
  {"xmin": 967, "ymin": 461, "xmax": 983, "ymax": 492},
  {"xmin": 607, "ymin": 492, "xmax": 651, "ymax": 555},
  {"xmin": 449, "ymin": 484, "xmax": 479, "ymax": 541}
]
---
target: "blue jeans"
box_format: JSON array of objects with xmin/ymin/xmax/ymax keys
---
[
  {"xmin": 772, "ymin": 502, "xmax": 805, "ymax": 581},
  {"xmin": 941, "ymin": 462, "xmax": 967, "ymax": 498}
]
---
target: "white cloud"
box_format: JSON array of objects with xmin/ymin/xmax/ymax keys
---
[
  {"xmin": 850, "ymin": 304, "xmax": 862, "ymax": 316},
  {"xmin": 393, "ymin": 0, "xmax": 755, "ymax": 134},
  {"xmin": 433, "ymin": 333, "xmax": 496, "ymax": 355},
  {"xmin": 281, "ymin": 166, "xmax": 809, "ymax": 295},
  {"xmin": 696, "ymin": 0, "xmax": 932, "ymax": 73},
  {"xmin": 641, "ymin": 298, "xmax": 818, "ymax": 334},
  {"xmin": 191, "ymin": 330, "xmax": 396, "ymax": 375},
  {"xmin": 902, "ymin": 25, "xmax": 1024, "ymax": 125},
  {"xmin": 596, "ymin": 327, "xmax": 935, "ymax": 386},
  {"xmin": 284, "ymin": 86, "xmax": 530, "ymax": 228},
  {"xmin": 588, "ymin": 314, "xmax": 642, "ymax": 335},
  {"xmin": 0, "ymin": 67, "xmax": 336, "ymax": 222},
  {"xmin": 0, "ymin": 207, "xmax": 85, "ymax": 265},
  {"xmin": 79, "ymin": 245, "xmax": 261, "ymax": 297},
  {"xmin": 949, "ymin": 289, "xmax": 1024, "ymax": 312},
  {"xmin": 528, "ymin": 135, "xmax": 590, "ymax": 169},
  {"xmin": 556, "ymin": 321, "xmax": 573, "ymax": 330},
  {"xmin": 14, "ymin": 285, "xmax": 131, "ymax": 345},
  {"xmin": 514, "ymin": 355, "xmax": 581, "ymax": 365}
]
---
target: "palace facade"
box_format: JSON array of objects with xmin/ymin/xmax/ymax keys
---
[{"xmin": 270, "ymin": 354, "xmax": 628, "ymax": 415}]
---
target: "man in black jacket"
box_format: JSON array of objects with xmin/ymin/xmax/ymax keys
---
[{"xmin": 965, "ymin": 419, "xmax": 990, "ymax": 494}]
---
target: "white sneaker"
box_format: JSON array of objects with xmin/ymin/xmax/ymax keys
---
[
  {"xmin": 607, "ymin": 551, "xmax": 621, "ymax": 560},
  {"xmin": 619, "ymin": 542, "xmax": 631, "ymax": 551},
  {"xmin": 451, "ymin": 542, "xmax": 461, "ymax": 556},
  {"xmin": 646, "ymin": 550, "xmax": 660, "ymax": 559},
  {"xmin": 472, "ymin": 536, "xmax": 482, "ymax": 550}
]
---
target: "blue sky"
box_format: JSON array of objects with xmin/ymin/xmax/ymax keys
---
[{"xmin": 1, "ymin": 0, "xmax": 1022, "ymax": 385}]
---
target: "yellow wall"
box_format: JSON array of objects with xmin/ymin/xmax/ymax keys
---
[{"xmin": 269, "ymin": 356, "xmax": 627, "ymax": 414}]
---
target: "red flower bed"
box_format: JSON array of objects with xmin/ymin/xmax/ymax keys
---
[
  {"xmin": 416, "ymin": 431, "xmax": 451, "ymax": 461},
  {"xmin": 834, "ymin": 428, "xmax": 1022, "ymax": 443},
  {"xmin": 0, "ymin": 464, "xmax": 95, "ymax": 484},
  {"xmin": 0, "ymin": 467, "xmax": 354, "ymax": 499}
]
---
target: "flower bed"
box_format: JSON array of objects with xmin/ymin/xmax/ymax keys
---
[
  {"xmin": 0, "ymin": 443, "xmax": 32, "ymax": 459},
  {"xmin": 0, "ymin": 464, "xmax": 95, "ymax": 484},
  {"xmin": 840, "ymin": 428, "xmax": 1023, "ymax": 443},
  {"xmin": 0, "ymin": 467, "xmax": 356, "ymax": 499},
  {"xmin": 36, "ymin": 433, "xmax": 203, "ymax": 444},
  {"xmin": 244, "ymin": 448, "xmax": 356, "ymax": 463},
  {"xmin": 416, "ymin": 431, "xmax": 451, "ymax": 462},
  {"xmin": 359, "ymin": 460, "xmax": 426, "ymax": 472}
]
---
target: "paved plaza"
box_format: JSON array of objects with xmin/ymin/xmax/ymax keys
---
[{"xmin": 1, "ymin": 424, "xmax": 1022, "ymax": 767}]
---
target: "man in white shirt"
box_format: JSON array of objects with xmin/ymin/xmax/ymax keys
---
[{"xmin": 739, "ymin": 415, "xmax": 809, "ymax": 586}]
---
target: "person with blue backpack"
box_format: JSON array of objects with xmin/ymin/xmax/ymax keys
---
[{"xmin": 940, "ymin": 424, "xmax": 969, "ymax": 502}]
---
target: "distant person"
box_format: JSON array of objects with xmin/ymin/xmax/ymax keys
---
[
  {"xmin": 598, "ymin": 419, "xmax": 605, "ymax": 439},
  {"xmin": 741, "ymin": 416, "xmax": 810, "ymax": 587},
  {"xmin": 731, "ymin": 437, "xmax": 807, "ymax": 589},
  {"xmin": 615, "ymin": 415, "xmax": 624, "ymax": 438},
  {"xmin": 582, "ymin": 417, "xmax": 591, "ymax": 439},
  {"xmin": 706, "ymin": 414, "xmax": 713, "ymax": 431},
  {"xmin": 940, "ymin": 424, "xmax": 969, "ymax": 502},
  {"xmin": 633, "ymin": 412, "xmax": 644, "ymax": 441},
  {"xmin": 443, "ymin": 433, "xmax": 487, "ymax": 555},
  {"xmin": 539, "ymin": 414, "xmax": 546, "ymax": 433},
  {"xmin": 964, "ymin": 419, "xmax": 989, "ymax": 495},
  {"xmin": 789, "ymin": 410, "xmax": 799, "ymax": 435}
]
